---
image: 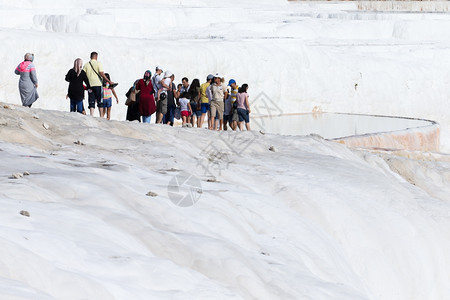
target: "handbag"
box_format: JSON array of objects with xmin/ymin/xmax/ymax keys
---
[{"xmin": 125, "ymin": 87, "xmax": 137, "ymax": 106}]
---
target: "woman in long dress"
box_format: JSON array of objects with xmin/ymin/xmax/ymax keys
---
[
  {"xmin": 126, "ymin": 79, "xmax": 141, "ymax": 122},
  {"xmin": 15, "ymin": 53, "xmax": 39, "ymax": 107},
  {"xmin": 135, "ymin": 70, "xmax": 156, "ymax": 123}
]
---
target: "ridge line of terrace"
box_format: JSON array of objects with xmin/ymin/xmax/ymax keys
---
[{"xmin": 288, "ymin": 0, "xmax": 450, "ymax": 13}]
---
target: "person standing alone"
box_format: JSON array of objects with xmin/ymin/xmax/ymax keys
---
[{"xmin": 15, "ymin": 53, "xmax": 39, "ymax": 107}]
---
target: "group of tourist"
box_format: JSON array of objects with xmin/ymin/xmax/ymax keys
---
[
  {"xmin": 64, "ymin": 52, "xmax": 119, "ymax": 120},
  {"xmin": 125, "ymin": 67, "xmax": 251, "ymax": 131},
  {"xmin": 14, "ymin": 51, "xmax": 251, "ymax": 130}
]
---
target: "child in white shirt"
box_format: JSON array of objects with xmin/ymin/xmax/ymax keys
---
[{"xmin": 178, "ymin": 92, "xmax": 192, "ymax": 127}]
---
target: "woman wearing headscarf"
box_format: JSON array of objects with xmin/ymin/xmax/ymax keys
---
[
  {"xmin": 135, "ymin": 70, "xmax": 156, "ymax": 123},
  {"xmin": 15, "ymin": 53, "xmax": 39, "ymax": 107},
  {"xmin": 126, "ymin": 79, "xmax": 141, "ymax": 122},
  {"xmin": 65, "ymin": 58, "xmax": 90, "ymax": 113}
]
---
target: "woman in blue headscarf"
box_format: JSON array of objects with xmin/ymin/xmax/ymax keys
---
[{"xmin": 15, "ymin": 53, "xmax": 39, "ymax": 107}]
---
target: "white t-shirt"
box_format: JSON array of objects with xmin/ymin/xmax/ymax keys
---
[
  {"xmin": 152, "ymin": 73, "xmax": 164, "ymax": 92},
  {"xmin": 162, "ymin": 77, "xmax": 171, "ymax": 91},
  {"xmin": 179, "ymin": 97, "xmax": 190, "ymax": 112}
]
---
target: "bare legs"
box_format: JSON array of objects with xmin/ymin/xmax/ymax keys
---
[
  {"xmin": 106, "ymin": 107, "xmax": 111, "ymax": 120},
  {"xmin": 99, "ymin": 107, "xmax": 105, "ymax": 118},
  {"xmin": 238, "ymin": 122, "xmax": 251, "ymax": 131}
]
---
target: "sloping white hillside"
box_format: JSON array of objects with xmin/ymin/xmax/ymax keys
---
[
  {"xmin": 1, "ymin": 1, "xmax": 450, "ymax": 298},
  {"xmin": 0, "ymin": 103, "xmax": 449, "ymax": 299}
]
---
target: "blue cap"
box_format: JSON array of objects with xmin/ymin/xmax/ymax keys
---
[{"xmin": 228, "ymin": 79, "xmax": 236, "ymax": 86}]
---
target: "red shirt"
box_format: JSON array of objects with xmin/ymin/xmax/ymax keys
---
[{"xmin": 136, "ymin": 79, "xmax": 156, "ymax": 116}]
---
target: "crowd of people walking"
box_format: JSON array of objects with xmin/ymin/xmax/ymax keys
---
[
  {"xmin": 125, "ymin": 67, "xmax": 251, "ymax": 131},
  {"xmin": 15, "ymin": 51, "xmax": 251, "ymax": 130}
]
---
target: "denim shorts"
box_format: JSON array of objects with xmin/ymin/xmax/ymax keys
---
[
  {"xmin": 191, "ymin": 102, "xmax": 202, "ymax": 117},
  {"xmin": 201, "ymin": 103, "xmax": 210, "ymax": 114},
  {"xmin": 103, "ymin": 98, "xmax": 112, "ymax": 108},
  {"xmin": 232, "ymin": 108, "xmax": 239, "ymax": 122},
  {"xmin": 237, "ymin": 108, "xmax": 250, "ymax": 123}
]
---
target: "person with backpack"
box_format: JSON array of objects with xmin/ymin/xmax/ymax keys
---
[
  {"xmin": 65, "ymin": 58, "xmax": 90, "ymax": 113},
  {"xmin": 151, "ymin": 66, "xmax": 164, "ymax": 96},
  {"xmin": 83, "ymin": 52, "xmax": 115, "ymax": 116},
  {"xmin": 156, "ymin": 70, "xmax": 173, "ymax": 124}
]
